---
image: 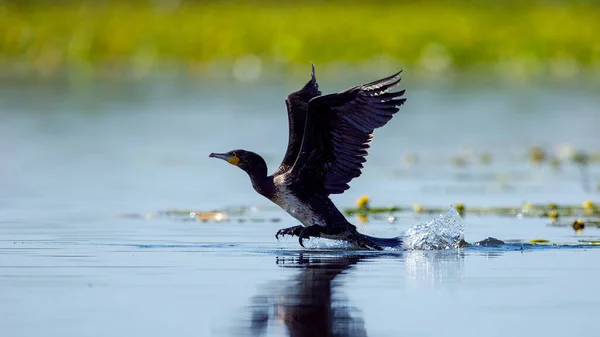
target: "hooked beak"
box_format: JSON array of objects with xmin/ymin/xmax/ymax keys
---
[
  {"xmin": 209, "ymin": 152, "xmax": 239, "ymax": 166},
  {"xmin": 209, "ymin": 152, "xmax": 232, "ymax": 161}
]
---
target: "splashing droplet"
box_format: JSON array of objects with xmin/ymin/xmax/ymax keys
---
[{"xmin": 402, "ymin": 208, "xmax": 465, "ymax": 250}]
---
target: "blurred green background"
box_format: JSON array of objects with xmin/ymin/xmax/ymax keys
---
[{"xmin": 1, "ymin": 0, "xmax": 599, "ymax": 81}]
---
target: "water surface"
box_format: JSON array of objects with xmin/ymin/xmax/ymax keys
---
[{"xmin": 1, "ymin": 75, "xmax": 600, "ymax": 336}]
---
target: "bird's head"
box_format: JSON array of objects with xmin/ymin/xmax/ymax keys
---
[{"xmin": 209, "ymin": 149, "xmax": 267, "ymax": 179}]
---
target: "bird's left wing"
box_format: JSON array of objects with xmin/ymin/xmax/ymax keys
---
[
  {"xmin": 274, "ymin": 64, "xmax": 322, "ymax": 175},
  {"xmin": 289, "ymin": 71, "xmax": 406, "ymax": 195}
]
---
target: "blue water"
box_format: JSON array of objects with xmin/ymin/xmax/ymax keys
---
[{"xmin": 1, "ymin": 75, "xmax": 600, "ymax": 336}]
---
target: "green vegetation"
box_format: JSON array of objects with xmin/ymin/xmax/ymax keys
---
[
  {"xmin": 345, "ymin": 200, "xmax": 600, "ymax": 219},
  {"xmin": 140, "ymin": 200, "xmax": 600, "ymax": 225},
  {"xmin": 1, "ymin": 0, "xmax": 599, "ymax": 78}
]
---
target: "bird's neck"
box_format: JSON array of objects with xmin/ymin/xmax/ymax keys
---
[
  {"xmin": 250, "ymin": 175, "xmax": 273, "ymax": 198},
  {"xmin": 243, "ymin": 160, "xmax": 271, "ymax": 197}
]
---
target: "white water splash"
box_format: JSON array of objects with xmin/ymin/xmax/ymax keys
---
[{"xmin": 401, "ymin": 207, "xmax": 465, "ymax": 250}]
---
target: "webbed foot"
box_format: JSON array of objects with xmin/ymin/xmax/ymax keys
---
[
  {"xmin": 298, "ymin": 225, "xmax": 324, "ymax": 248},
  {"xmin": 275, "ymin": 225, "xmax": 304, "ymax": 240}
]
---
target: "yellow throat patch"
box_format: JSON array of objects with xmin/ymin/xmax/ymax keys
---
[{"xmin": 228, "ymin": 155, "xmax": 240, "ymax": 166}]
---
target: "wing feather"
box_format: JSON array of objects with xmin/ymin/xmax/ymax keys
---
[
  {"xmin": 274, "ymin": 64, "xmax": 321, "ymax": 175},
  {"xmin": 289, "ymin": 70, "xmax": 406, "ymax": 195}
]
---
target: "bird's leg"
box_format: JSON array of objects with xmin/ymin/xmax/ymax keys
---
[
  {"xmin": 277, "ymin": 223, "xmax": 386, "ymax": 250},
  {"xmin": 298, "ymin": 225, "xmax": 325, "ymax": 247},
  {"xmin": 275, "ymin": 224, "xmax": 330, "ymax": 247},
  {"xmin": 275, "ymin": 225, "xmax": 304, "ymax": 240}
]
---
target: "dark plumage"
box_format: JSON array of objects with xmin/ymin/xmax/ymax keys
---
[{"xmin": 209, "ymin": 64, "xmax": 406, "ymax": 250}]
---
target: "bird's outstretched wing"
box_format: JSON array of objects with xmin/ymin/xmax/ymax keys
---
[
  {"xmin": 289, "ymin": 71, "xmax": 406, "ymax": 195},
  {"xmin": 274, "ymin": 64, "xmax": 322, "ymax": 175}
]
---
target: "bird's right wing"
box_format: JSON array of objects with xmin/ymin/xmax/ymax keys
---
[
  {"xmin": 289, "ymin": 71, "xmax": 406, "ymax": 195},
  {"xmin": 274, "ymin": 64, "xmax": 322, "ymax": 175}
]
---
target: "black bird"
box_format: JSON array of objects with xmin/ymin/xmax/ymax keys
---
[
  {"xmin": 209, "ymin": 64, "xmax": 406, "ymax": 250},
  {"xmin": 243, "ymin": 254, "xmax": 368, "ymax": 337}
]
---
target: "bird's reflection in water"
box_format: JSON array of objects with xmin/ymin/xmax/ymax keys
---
[
  {"xmin": 243, "ymin": 253, "xmax": 367, "ymax": 337},
  {"xmin": 236, "ymin": 250, "xmax": 466, "ymax": 337}
]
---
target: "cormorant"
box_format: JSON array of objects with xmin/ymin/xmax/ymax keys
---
[
  {"xmin": 243, "ymin": 254, "xmax": 367, "ymax": 336},
  {"xmin": 209, "ymin": 64, "xmax": 406, "ymax": 250}
]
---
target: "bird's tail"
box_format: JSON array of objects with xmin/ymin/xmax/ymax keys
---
[{"xmin": 354, "ymin": 232, "xmax": 403, "ymax": 250}]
